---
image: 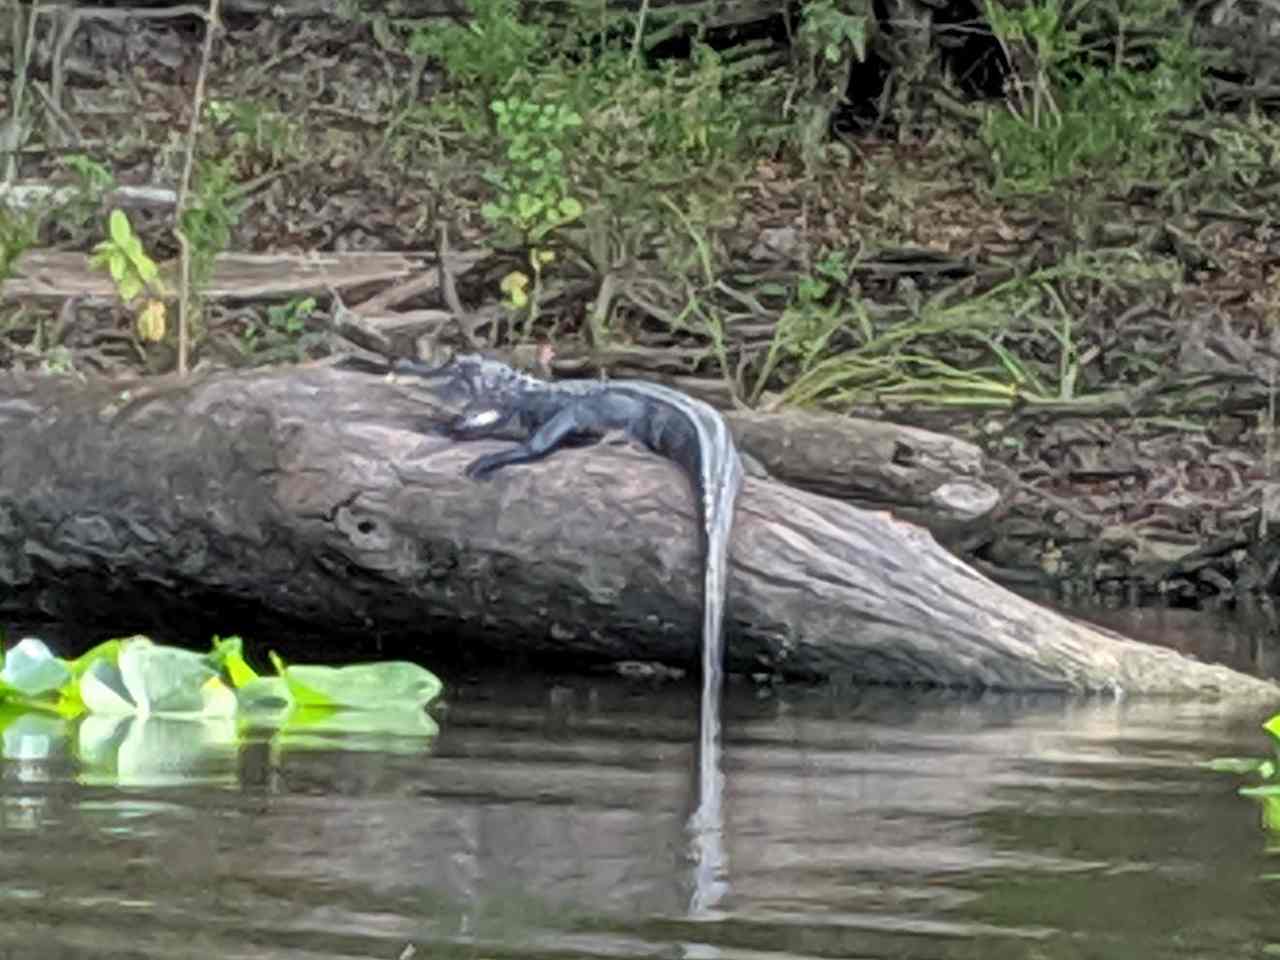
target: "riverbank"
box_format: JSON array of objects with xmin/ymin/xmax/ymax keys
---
[{"xmin": 2, "ymin": 3, "xmax": 1278, "ymax": 607}]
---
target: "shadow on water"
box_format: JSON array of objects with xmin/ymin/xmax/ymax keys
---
[{"xmin": 0, "ymin": 649, "xmax": 1277, "ymax": 960}]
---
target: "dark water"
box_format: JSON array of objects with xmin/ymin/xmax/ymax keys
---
[{"xmin": 1, "ymin": 667, "xmax": 1278, "ymax": 960}]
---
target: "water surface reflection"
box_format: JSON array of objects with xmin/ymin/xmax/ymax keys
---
[{"xmin": 0, "ymin": 672, "xmax": 1274, "ymax": 959}]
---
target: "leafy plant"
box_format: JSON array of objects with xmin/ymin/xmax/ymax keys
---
[
  {"xmin": 403, "ymin": 0, "xmax": 548, "ymax": 103},
  {"xmin": 53, "ymin": 154, "xmax": 117, "ymax": 238},
  {"xmin": 481, "ymin": 97, "xmax": 584, "ymax": 243},
  {"xmin": 267, "ymin": 295, "xmax": 315, "ymax": 337},
  {"xmin": 90, "ymin": 210, "xmax": 162, "ymax": 303},
  {"xmin": 88, "ymin": 209, "xmax": 168, "ymax": 343},
  {"xmin": 1208, "ymin": 713, "xmax": 1280, "ymax": 833},
  {"xmin": 769, "ymin": 252, "xmax": 1145, "ymax": 410},
  {"xmin": 980, "ymin": 0, "xmax": 1202, "ymax": 192},
  {"xmin": 63, "ymin": 153, "xmax": 115, "ymax": 196},
  {"xmin": 240, "ymin": 296, "xmax": 318, "ymax": 360},
  {"xmin": 749, "ymin": 248, "xmax": 855, "ymax": 404},
  {"xmin": 205, "ymin": 98, "xmax": 303, "ymax": 165},
  {"xmin": 0, "ymin": 633, "xmax": 443, "ymax": 720},
  {"xmin": 797, "ymin": 0, "xmax": 868, "ymax": 68},
  {"xmin": 179, "ymin": 156, "xmax": 241, "ymax": 295},
  {"xmin": 0, "ymin": 201, "xmax": 37, "ymax": 286}
]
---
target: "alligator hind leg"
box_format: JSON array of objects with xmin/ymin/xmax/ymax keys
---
[{"xmin": 465, "ymin": 402, "xmax": 598, "ymax": 480}]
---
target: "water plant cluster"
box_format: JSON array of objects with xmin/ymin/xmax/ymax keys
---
[
  {"xmin": 1211, "ymin": 715, "xmax": 1280, "ymax": 835},
  {"xmin": 0, "ymin": 633, "xmax": 442, "ymax": 727}
]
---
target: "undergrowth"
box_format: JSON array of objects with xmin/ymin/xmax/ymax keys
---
[
  {"xmin": 3, "ymin": 0, "xmax": 1270, "ymax": 410},
  {"xmin": 979, "ymin": 0, "xmax": 1204, "ymax": 194}
]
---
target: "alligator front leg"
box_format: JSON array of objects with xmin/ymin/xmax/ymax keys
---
[{"xmin": 464, "ymin": 401, "xmax": 597, "ymax": 480}]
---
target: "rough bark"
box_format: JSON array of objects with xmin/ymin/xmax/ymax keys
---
[
  {"xmin": 725, "ymin": 410, "xmax": 998, "ymax": 540},
  {"xmin": 0, "ymin": 365, "xmax": 1274, "ymax": 697}
]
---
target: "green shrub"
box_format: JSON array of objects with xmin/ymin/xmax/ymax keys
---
[{"xmin": 980, "ymin": 0, "xmax": 1202, "ymax": 192}]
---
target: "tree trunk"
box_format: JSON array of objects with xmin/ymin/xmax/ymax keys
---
[{"xmin": 0, "ymin": 365, "xmax": 1274, "ymax": 697}]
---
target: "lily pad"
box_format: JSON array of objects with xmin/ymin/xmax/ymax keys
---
[
  {"xmin": 269, "ymin": 653, "xmax": 443, "ymax": 711},
  {"xmin": 0, "ymin": 636, "xmax": 72, "ymax": 700},
  {"xmin": 80, "ymin": 638, "xmax": 236, "ymax": 717}
]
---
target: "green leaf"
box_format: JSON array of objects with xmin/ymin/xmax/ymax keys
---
[
  {"xmin": 206, "ymin": 635, "xmax": 259, "ymax": 688},
  {"xmin": 65, "ymin": 638, "xmax": 124, "ymax": 681},
  {"xmin": 1203, "ymin": 756, "xmax": 1271, "ymax": 774},
  {"xmin": 108, "ymin": 209, "xmax": 132, "ymax": 247},
  {"xmin": 119, "ymin": 275, "xmax": 142, "ymax": 302},
  {"xmin": 80, "ymin": 637, "xmax": 233, "ymax": 717},
  {"xmin": 80, "ymin": 659, "xmax": 138, "ymax": 715},
  {"xmin": 269, "ymin": 652, "xmax": 443, "ymax": 711},
  {"xmin": 133, "ymin": 255, "xmax": 158, "ymax": 284},
  {"xmin": 89, "ymin": 242, "xmax": 113, "ymax": 267},
  {"xmin": 559, "ymin": 196, "xmax": 584, "ymax": 220},
  {"xmin": 108, "ymin": 251, "xmax": 127, "ymax": 284},
  {"xmin": 0, "ymin": 636, "xmax": 71, "ymax": 700}
]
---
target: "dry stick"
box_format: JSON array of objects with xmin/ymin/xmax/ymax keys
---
[
  {"xmin": 437, "ymin": 222, "xmax": 482, "ymax": 350},
  {"xmin": 173, "ymin": 0, "xmax": 221, "ymax": 377}
]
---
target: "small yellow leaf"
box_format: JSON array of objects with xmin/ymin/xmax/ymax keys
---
[
  {"xmin": 136, "ymin": 299, "xmax": 167, "ymax": 342},
  {"xmin": 500, "ymin": 271, "xmax": 529, "ymax": 294}
]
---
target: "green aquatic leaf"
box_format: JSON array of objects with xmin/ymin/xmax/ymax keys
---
[
  {"xmin": 1241, "ymin": 784, "xmax": 1280, "ymax": 797},
  {"xmin": 0, "ymin": 636, "xmax": 71, "ymax": 699},
  {"xmin": 268, "ymin": 652, "xmax": 443, "ymax": 710},
  {"xmin": 66, "ymin": 638, "xmax": 125, "ymax": 681},
  {"xmin": 119, "ymin": 639, "xmax": 221, "ymax": 715},
  {"xmin": 205, "ymin": 635, "xmax": 260, "ymax": 689},
  {"xmin": 80, "ymin": 659, "xmax": 139, "ymax": 716},
  {"xmin": 58, "ymin": 638, "xmax": 126, "ymax": 714},
  {"xmin": 1204, "ymin": 757, "xmax": 1272, "ymax": 775},
  {"xmin": 80, "ymin": 638, "xmax": 235, "ymax": 717},
  {"xmin": 1257, "ymin": 792, "xmax": 1280, "ymax": 833}
]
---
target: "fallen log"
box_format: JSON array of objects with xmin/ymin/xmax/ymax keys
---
[
  {"xmin": 1, "ymin": 249, "xmax": 478, "ymax": 302},
  {"xmin": 0, "ymin": 365, "xmax": 1274, "ymax": 697},
  {"xmin": 725, "ymin": 409, "xmax": 998, "ymax": 540}
]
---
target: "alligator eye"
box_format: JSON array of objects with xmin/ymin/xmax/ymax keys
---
[{"xmin": 465, "ymin": 409, "xmax": 502, "ymax": 428}]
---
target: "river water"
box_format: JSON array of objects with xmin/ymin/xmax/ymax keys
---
[{"xmin": 1, "ymin": 660, "xmax": 1277, "ymax": 959}]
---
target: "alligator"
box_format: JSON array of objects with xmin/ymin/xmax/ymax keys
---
[
  {"xmin": 342, "ymin": 349, "xmax": 741, "ymax": 912},
  {"xmin": 360, "ymin": 351, "xmax": 745, "ymax": 676}
]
